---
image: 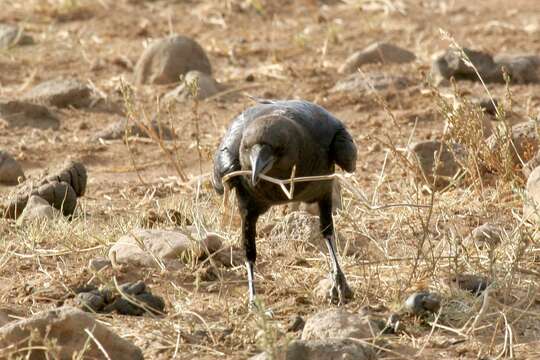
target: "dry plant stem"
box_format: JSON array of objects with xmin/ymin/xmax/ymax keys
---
[
  {"xmin": 84, "ymin": 328, "xmax": 112, "ymax": 360},
  {"xmin": 187, "ymin": 77, "xmax": 204, "ymax": 175}
]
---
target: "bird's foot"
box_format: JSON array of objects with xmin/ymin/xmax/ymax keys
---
[{"xmin": 328, "ymin": 271, "xmax": 353, "ymax": 305}]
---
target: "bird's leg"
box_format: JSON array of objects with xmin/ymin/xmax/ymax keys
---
[
  {"xmin": 319, "ymin": 196, "xmax": 353, "ymax": 305},
  {"xmin": 240, "ymin": 205, "xmax": 259, "ymax": 309}
]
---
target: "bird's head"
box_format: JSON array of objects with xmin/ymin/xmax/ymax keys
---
[{"xmin": 240, "ymin": 114, "xmax": 301, "ymax": 186}]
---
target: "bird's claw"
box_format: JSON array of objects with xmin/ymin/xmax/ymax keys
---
[{"xmin": 328, "ymin": 271, "xmax": 353, "ymax": 305}]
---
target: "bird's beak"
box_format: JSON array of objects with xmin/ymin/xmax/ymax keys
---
[{"xmin": 250, "ymin": 144, "xmax": 275, "ymax": 186}]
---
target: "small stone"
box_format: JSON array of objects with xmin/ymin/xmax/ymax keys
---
[
  {"xmin": 523, "ymin": 152, "xmax": 540, "ymax": 178},
  {"xmin": 213, "ymin": 246, "xmax": 244, "ymax": 268},
  {"xmin": 0, "ymin": 24, "xmax": 33, "ymax": 49},
  {"xmin": 403, "ymin": 291, "xmax": 441, "ymax": 315},
  {"xmin": 468, "ymin": 223, "xmax": 503, "ymax": 248},
  {"xmin": 0, "ymin": 307, "xmax": 143, "ymax": 359},
  {"xmin": 409, "ymin": 140, "xmax": 467, "ymax": 189},
  {"xmin": 431, "ymin": 48, "xmax": 502, "ymax": 84},
  {"xmin": 109, "ymin": 229, "xmax": 191, "ymax": 269},
  {"xmin": 195, "ymin": 232, "xmax": 224, "ymax": 258},
  {"xmin": 301, "ymin": 308, "xmax": 380, "ymax": 341},
  {"xmin": 134, "ymin": 35, "xmax": 212, "ymax": 85},
  {"xmin": 164, "ymin": 70, "xmax": 222, "ymax": 102},
  {"xmin": 339, "ymin": 42, "xmax": 416, "ymax": 74},
  {"xmin": 447, "ymin": 274, "xmax": 490, "ymax": 295},
  {"xmin": 0, "ymin": 99, "xmax": 59, "ymax": 130},
  {"xmin": 524, "ymin": 166, "xmax": 540, "ymax": 224},
  {"xmin": 250, "ymin": 339, "xmax": 376, "ymax": 360},
  {"xmin": 0, "ymin": 150, "xmax": 24, "ymax": 185},
  {"xmin": 16, "ymin": 195, "xmax": 57, "ymax": 224},
  {"xmin": 24, "ymin": 78, "xmax": 93, "ymax": 108},
  {"xmin": 93, "ymin": 118, "xmax": 175, "ymax": 141},
  {"xmin": 76, "ymin": 291, "xmax": 105, "ymax": 312},
  {"xmin": 88, "ymin": 257, "xmax": 111, "ymax": 271},
  {"xmin": 494, "ymin": 54, "xmax": 540, "ymax": 84},
  {"xmin": 331, "ymin": 72, "xmax": 411, "ymax": 93},
  {"xmin": 486, "ymin": 120, "xmax": 539, "ymax": 165}
]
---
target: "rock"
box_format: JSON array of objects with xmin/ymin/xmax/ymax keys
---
[
  {"xmin": 213, "ymin": 246, "xmax": 244, "ymax": 268},
  {"xmin": 0, "ymin": 307, "xmax": 143, "ymax": 359},
  {"xmin": 194, "ymin": 232, "xmax": 224, "ymax": 258},
  {"xmin": 164, "ymin": 70, "xmax": 222, "ymax": 102},
  {"xmin": 88, "ymin": 257, "xmax": 111, "ymax": 271},
  {"xmin": 24, "ymin": 78, "xmax": 93, "ymax": 108},
  {"xmin": 250, "ymin": 338, "xmax": 376, "ymax": 360},
  {"xmin": 93, "ymin": 118, "xmax": 175, "ymax": 141},
  {"xmin": 0, "ymin": 99, "xmax": 59, "ymax": 129},
  {"xmin": 0, "ymin": 24, "xmax": 33, "ymax": 49},
  {"xmin": 301, "ymin": 308, "xmax": 379, "ymax": 341},
  {"xmin": 524, "ymin": 166, "xmax": 540, "ymax": 223},
  {"xmin": 409, "ymin": 140, "xmax": 467, "ymax": 189},
  {"xmin": 494, "ymin": 54, "xmax": 540, "ymax": 84},
  {"xmin": 523, "ymin": 152, "xmax": 540, "ymax": 178},
  {"xmin": 76, "ymin": 291, "xmax": 105, "ymax": 312},
  {"xmin": 0, "ymin": 150, "xmax": 24, "ymax": 185},
  {"xmin": 109, "ymin": 228, "xmax": 192, "ymax": 268},
  {"xmin": 487, "ymin": 120, "xmax": 539, "ymax": 165},
  {"xmin": 447, "ymin": 274, "xmax": 490, "ymax": 295},
  {"xmin": 431, "ymin": 48, "xmax": 502, "ymax": 84},
  {"xmin": 331, "ymin": 72, "xmax": 411, "ymax": 93},
  {"xmin": 16, "ymin": 195, "xmax": 57, "ymax": 224},
  {"xmin": 339, "ymin": 42, "xmax": 416, "ymax": 74},
  {"xmin": 468, "ymin": 223, "xmax": 503, "ymax": 248},
  {"xmin": 134, "ymin": 35, "xmax": 212, "ymax": 85},
  {"xmin": 403, "ymin": 291, "xmax": 441, "ymax": 315}
]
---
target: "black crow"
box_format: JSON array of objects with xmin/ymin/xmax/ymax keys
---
[{"xmin": 212, "ymin": 99, "xmax": 357, "ymax": 305}]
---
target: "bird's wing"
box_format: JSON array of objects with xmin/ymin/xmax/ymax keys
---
[
  {"xmin": 212, "ymin": 113, "xmax": 246, "ymax": 194},
  {"xmin": 276, "ymin": 100, "xmax": 358, "ymax": 173},
  {"xmin": 330, "ymin": 125, "xmax": 357, "ymax": 173}
]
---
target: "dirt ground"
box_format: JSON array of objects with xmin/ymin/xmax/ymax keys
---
[{"xmin": 1, "ymin": 0, "xmax": 540, "ymax": 359}]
